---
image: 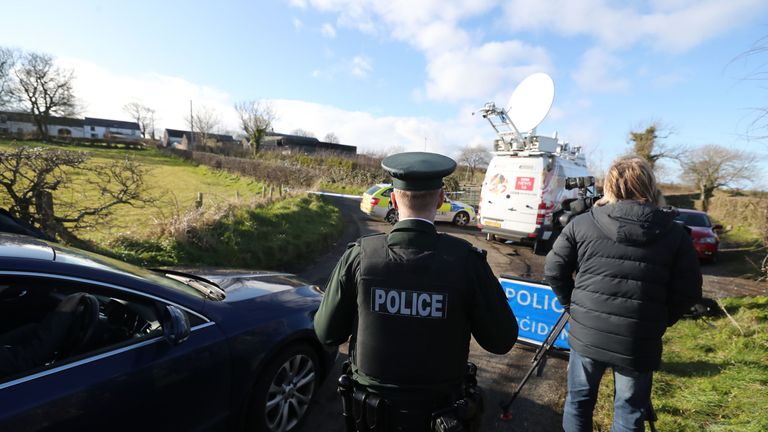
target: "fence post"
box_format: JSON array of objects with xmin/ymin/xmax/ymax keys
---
[
  {"xmin": 269, "ymin": 185, "xmax": 274, "ymax": 200},
  {"xmin": 196, "ymin": 192, "xmax": 203, "ymax": 209},
  {"xmin": 235, "ymin": 190, "xmax": 240, "ymax": 202}
]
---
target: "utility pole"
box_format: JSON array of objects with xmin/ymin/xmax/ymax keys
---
[
  {"xmin": 424, "ymin": 137, "xmax": 427, "ymax": 151},
  {"xmin": 189, "ymin": 100, "xmax": 194, "ymax": 149}
]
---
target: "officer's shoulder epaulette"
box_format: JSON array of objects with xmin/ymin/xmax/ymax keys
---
[{"xmin": 348, "ymin": 232, "xmax": 385, "ymax": 248}]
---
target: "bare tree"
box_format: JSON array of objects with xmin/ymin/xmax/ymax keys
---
[
  {"xmin": 292, "ymin": 128, "xmax": 315, "ymax": 138},
  {"xmin": 0, "ymin": 47, "xmax": 17, "ymax": 108},
  {"xmin": 679, "ymin": 144, "xmax": 759, "ymax": 211},
  {"xmin": 324, "ymin": 132, "xmax": 340, "ymax": 143},
  {"xmin": 12, "ymin": 51, "xmax": 78, "ymax": 140},
  {"xmin": 0, "ymin": 146, "xmax": 151, "ymax": 244},
  {"xmin": 123, "ymin": 102, "xmax": 156, "ymax": 139},
  {"xmin": 458, "ymin": 145, "xmax": 491, "ymax": 179},
  {"xmin": 628, "ymin": 122, "xmax": 683, "ymax": 172},
  {"xmin": 191, "ymin": 106, "xmax": 220, "ymax": 146},
  {"xmin": 234, "ymin": 100, "xmax": 276, "ymax": 154}
]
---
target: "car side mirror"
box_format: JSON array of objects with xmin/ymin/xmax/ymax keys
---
[{"xmin": 163, "ymin": 305, "xmax": 190, "ymax": 345}]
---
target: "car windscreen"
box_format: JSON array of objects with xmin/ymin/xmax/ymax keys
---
[
  {"xmin": 675, "ymin": 212, "xmax": 711, "ymax": 227},
  {"xmin": 53, "ymin": 246, "xmax": 207, "ymax": 299},
  {"xmin": 366, "ymin": 185, "xmax": 381, "ymax": 194}
]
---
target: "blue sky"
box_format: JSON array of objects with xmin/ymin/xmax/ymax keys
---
[{"xmin": 2, "ymin": 0, "xmax": 768, "ymax": 181}]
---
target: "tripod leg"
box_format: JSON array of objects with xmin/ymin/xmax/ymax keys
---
[{"xmin": 647, "ymin": 400, "xmax": 658, "ymax": 432}]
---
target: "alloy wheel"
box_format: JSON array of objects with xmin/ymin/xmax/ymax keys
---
[{"xmin": 264, "ymin": 354, "xmax": 316, "ymax": 432}]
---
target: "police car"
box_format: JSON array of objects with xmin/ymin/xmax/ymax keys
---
[{"xmin": 360, "ymin": 184, "xmax": 476, "ymax": 226}]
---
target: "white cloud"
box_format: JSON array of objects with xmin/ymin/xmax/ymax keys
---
[
  {"xmin": 292, "ymin": 0, "xmax": 549, "ymax": 103},
  {"xmin": 292, "ymin": 18, "xmax": 303, "ymax": 30},
  {"xmin": 55, "ymin": 57, "xmax": 495, "ymax": 157},
  {"xmin": 270, "ymin": 99, "xmax": 494, "ymax": 157},
  {"xmin": 572, "ymin": 48, "xmax": 630, "ymax": 93},
  {"xmin": 425, "ymin": 41, "xmax": 551, "ymax": 102},
  {"xmin": 350, "ymin": 56, "xmax": 372, "ymax": 77},
  {"xmin": 321, "ymin": 23, "xmax": 336, "ymax": 38},
  {"xmin": 58, "ymin": 58, "xmax": 239, "ymax": 132},
  {"xmin": 312, "ymin": 55, "xmax": 373, "ymax": 79},
  {"xmin": 502, "ymin": 0, "xmax": 765, "ymax": 52}
]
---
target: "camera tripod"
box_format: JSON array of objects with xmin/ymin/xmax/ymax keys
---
[{"xmin": 498, "ymin": 311, "xmax": 658, "ymax": 432}]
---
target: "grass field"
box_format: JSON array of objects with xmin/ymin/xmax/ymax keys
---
[
  {"xmin": 593, "ymin": 296, "xmax": 768, "ymax": 431},
  {"xmin": 0, "ymin": 140, "xmax": 268, "ymax": 243},
  {"xmin": 0, "ymin": 140, "xmax": 344, "ymax": 270},
  {"xmin": 111, "ymin": 194, "xmax": 343, "ymax": 270}
]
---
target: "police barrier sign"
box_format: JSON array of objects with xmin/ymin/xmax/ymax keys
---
[{"xmin": 500, "ymin": 277, "xmax": 569, "ymax": 349}]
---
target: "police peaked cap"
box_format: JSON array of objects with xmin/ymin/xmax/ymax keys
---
[{"xmin": 381, "ymin": 152, "xmax": 457, "ymax": 191}]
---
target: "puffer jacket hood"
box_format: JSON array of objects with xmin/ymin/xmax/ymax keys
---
[{"xmin": 591, "ymin": 201, "xmax": 678, "ymax": 246}]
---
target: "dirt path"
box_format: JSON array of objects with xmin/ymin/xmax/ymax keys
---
[{"xmin": 297, "ymin": 195, "xmax": 767, "ymax": 432}]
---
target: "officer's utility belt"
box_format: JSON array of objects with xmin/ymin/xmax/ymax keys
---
[{"xmin": 337, "ymin": 362, "xmax": 482, "ymax": 432}]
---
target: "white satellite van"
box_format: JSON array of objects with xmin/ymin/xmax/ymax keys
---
[
  {"xmin": 479, "ymin": 144, "xmax": 590, "ymax": 254},
  {"xmin": 474, "ymin": 73, "xmax": 591, "ymax": 254}
]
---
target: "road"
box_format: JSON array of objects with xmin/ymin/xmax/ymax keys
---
[
  {"xmin": 297, "ymin": 195, "xmax": 566, "ymax": 432},
  {"xmin": 295, "ymin": 194, "xmax": 768, "ymax": 432}
]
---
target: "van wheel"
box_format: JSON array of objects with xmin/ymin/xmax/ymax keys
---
[
  {"xmin": 385, "ymin": 209, "xmax": 399, "ymax": 225},
  {"xmin": 533, "ymin": 239, "xmax": 550, "ymax": 256}
]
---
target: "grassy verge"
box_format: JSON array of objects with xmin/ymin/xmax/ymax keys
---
[
  {"xmin": 110, "ymin": 194, "xmax": 343, "ymax": 270},
  {"xmin": 0, "ymin": 140, "xmax": 267, "ymax": 243},
  {"xmin": 593, "ymin": 296, "xmax": 768, "ymax": 431},
  {"xmin": 314, "ymin": 180, "xmax": 366, "ymax": 196}
]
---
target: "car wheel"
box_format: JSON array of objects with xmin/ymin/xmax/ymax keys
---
[
  {"xmin": 453, "ymin": 211, "xmax": 470, "ymax": 226},
  {"xmin": 385, "ymin": 209, "xmax": 399, "ymax": 225},
  {"xmin": 247, "ymin": 344, "xmax": 319, "ymax": 432},
  {"xmin": 533, "ymin": 239, "xmax": 550, "ymax": 256}
]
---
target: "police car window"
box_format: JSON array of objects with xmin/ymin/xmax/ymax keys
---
[
  {"xmin": 381, "ymin": 189, "xmax": 392, "ymax": 197},
  {"xmin": 366, "ymin": 186, "xmax": 381, "ymax": 194},
  {"xmin": 0, "ymin": 276, "xmax": 170, "ymax": 384}
]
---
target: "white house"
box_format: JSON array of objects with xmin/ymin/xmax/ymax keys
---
[
  {"xmin": 83, "ymin": 117, "xmax": 141, "ymax": 140},
  {"xmin": 0, "ymin": 111, "xmax": 85, "ymax": 138}
]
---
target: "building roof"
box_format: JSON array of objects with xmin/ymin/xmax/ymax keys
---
[
  {"xmin": 165, "ymin": 128, "xmax": 189, "ymax": 139},
  {"xmin": 0, "ymin": 111, "xmax": 84, "ymax": 128},
  {"xmin": 263, "ymin": 132, "xmax": 356, "ymax": 153},
  {"xmin": 84, "ymin": 117, "xmax": 140, "ymax": 130},
  {"xmin": 164, "ymin": 129, "xmax": 238, "ymax": 143}
]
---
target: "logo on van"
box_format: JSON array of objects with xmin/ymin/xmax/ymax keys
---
[{"xmin": 515, "ymin": 176, "xmax": 535, "ymax": 191}]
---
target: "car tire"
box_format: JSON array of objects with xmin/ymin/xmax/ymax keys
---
[
  {"xmin": 246, "ymin": 344, "xmax": 320, "ymax": 432},
  {"xmin": 533, "ymin": 238, "xmax": 550, "ymax": 256},
  {"xmin": 453, "ymin": 211, "xmax": 470, "ymax": 227},
  {"xmin": 385, "ymin": 209, "xmax": 399, "ymax": 225}
]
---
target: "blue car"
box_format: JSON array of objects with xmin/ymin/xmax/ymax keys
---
[{"xmin": 0, "ymin": 233, "xmax": 336, "ymax": 432}]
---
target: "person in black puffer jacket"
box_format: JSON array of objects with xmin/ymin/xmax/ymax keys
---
[{"xmin": 544, "ymin": 157, "xmax": 702, "ymax": 432}]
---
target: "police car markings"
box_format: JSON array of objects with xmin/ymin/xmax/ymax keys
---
[{"xmin": 371, "ymin": 287, "xmax": 447, "ymax": 319}]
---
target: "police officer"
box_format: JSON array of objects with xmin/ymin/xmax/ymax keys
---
[{"xmin": 314, "ymin": 152, "xmax": 518, "ymax": 432}]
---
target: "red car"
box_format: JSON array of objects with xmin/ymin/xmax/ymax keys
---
[{"xmin": 675, "ymin": 209, "xmax": 722, "ymax": 262}]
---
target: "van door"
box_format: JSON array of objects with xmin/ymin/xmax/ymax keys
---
[{"xmin": 480, "ymin": 156, "xmax": 544, "ymax": 237}]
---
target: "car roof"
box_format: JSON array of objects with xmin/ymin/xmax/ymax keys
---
[
  {"xmin": 0, "ymin": 232, "xmax": 154, "ymax": 280},
  {"xmin": 0, "ymin": 233, "xmax": 55, "ymax": 260},
  {"xmin": 676, "ymin": 208, "xmax": 707, "ymax": 215}
]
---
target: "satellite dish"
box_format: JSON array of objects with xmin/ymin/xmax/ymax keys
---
[{"xmin": 506, "ymin": 72, "xmax": 555, "ymax": 133}]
